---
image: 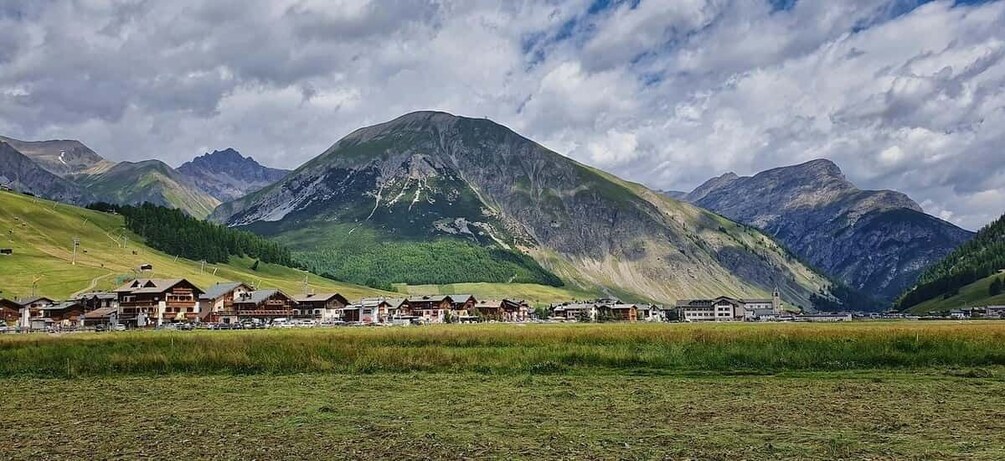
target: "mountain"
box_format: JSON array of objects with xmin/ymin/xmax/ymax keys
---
[
  {"xmin": 660, "ymin": 190, "xmax": 688, "ymax": 200},
  {"xmin": 898, "ymin": 212, "xmax": 1005, "ymax": 312},
  {"xmin": 73, "ymin": 160, "xmax": 221, "ymax": 219},
  {"xmin": 0, "ymin": 135, "xmax": 115, "ymax": 177},
  {"xmin": 177, "ymin": 148, "xmax": 289, "ymax": 202},
  {"xmin": 0, "ymin": 141, "xmax": 94, "ymax": 205},
  {"xmin": 0, "ymin": 188, "xmax": 384, "ymax": 301},
  {"xmin": 212, "ymin": 111, "xmax": 837, "ymax": 308},
  {"xmin": 682, "ymin": 159, "xmax": 974, "ymax": 303}
]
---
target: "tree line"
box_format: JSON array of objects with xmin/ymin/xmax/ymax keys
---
[
  {"xmin": 88, "ymin": 202, "xmax": 295, "ymax": 266},
  {"xmin": 897, "ymin": 213, "xmax": 1005, "ymax": 309},
  {"xmin": 294, "ymin": 239, "xmax": 564, "ymax": 290}
]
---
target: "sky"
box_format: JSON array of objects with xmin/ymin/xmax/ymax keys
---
[{"xmin": 0, "ymin": 0, "xmax": 1003, "ymax": 230}]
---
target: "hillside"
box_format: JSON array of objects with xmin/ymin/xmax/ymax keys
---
[
  {"xmin": 898, "ymin": 212, "xmax": 1005, "ymax": 311},
  {"xmin": 0, "ymin": 135, "xmax": 115, "ymax": 176},
  {"xmin": 72, "ymin": 160, "xmax": 221, "ymax": 219},
  {"xmin": 0, "ymin": 189, "xmax": 387, "ymax": 301},
  {"xmin": 213, "ymin": 111, "xmax": 836, "ymax": 309},
  {"xmin": 683, "ymin": 159, "xmax": 973, "ymax": 303},
  {"xmin": 0, "ymin": 141, "xmax": 94, "ymax": 205},
  {"xmin": 177, "ymin": 148, "xmax": 289, "ymax": 202}
]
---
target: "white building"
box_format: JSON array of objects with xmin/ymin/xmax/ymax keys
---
[{"xmin": 676, "ymin": 290, "xmax": 782, "ymax": 322}]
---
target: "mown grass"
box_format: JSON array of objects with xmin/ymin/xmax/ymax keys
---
[
  {"xmin": 3, "ymin": 322, "xmax": 1004, "ymax": 378},
  {"xmin": 5, "ymin": 373, "xmax": 1005, "ymax": 459}
]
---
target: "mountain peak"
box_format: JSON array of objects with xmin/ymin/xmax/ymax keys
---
[{"xmin": 176, "ymin": 147, "xmax": 289, "ymax": 202}]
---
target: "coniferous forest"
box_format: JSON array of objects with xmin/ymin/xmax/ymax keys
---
[
  {"xmin": 897, "ymin": 213, "xmax": 1005, "ymax": 309},
  {"xmin": 88, "ymin": 202, "xmax": 294, "ymax": 266}
]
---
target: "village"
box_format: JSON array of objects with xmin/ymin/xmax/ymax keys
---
[{"xmin": 6, "ymin": 276, "xmax": 995, "ymax": 333}]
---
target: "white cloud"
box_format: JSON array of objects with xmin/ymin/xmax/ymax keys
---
[{"xmin": 0, "ymin": 0, "xmax": 1002, "ymax": 230}]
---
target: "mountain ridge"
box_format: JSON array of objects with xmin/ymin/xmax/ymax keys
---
[
  {"xmin": 177, "ymin": 148, "xmax": 289, "ymax": 202},
  {"xmin": 213, "ymin": 111, "xmax": 837, "ymax": 308},
  {"xmin": 681, "ymin": 158, "xmax": 973, "ymax": 303}
]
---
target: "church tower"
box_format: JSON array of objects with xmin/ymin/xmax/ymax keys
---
[{"xmin": 772, "ymin": 288, "xmax": 782, "ymax": 312}]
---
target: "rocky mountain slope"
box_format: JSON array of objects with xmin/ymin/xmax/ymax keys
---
[
  {"xmin": 212, "ymin": 111, "xmax": 836, "ymax": 308},
  {"xmin": 683, "ymin": 159, "xmax": 974, "ymax": 303},
  {"xmin": 0, "ymin": 141, "xmax": 94, "ymax": 205},
  {"xmin": 73, "ymin": 160, "xmax": 221, "ymax": 219},
  {"xmin": 177, "ymin": 148, "xmax": 289, "ymax": 202},
  {"xmin": 0, "ymin": 135, "xmax": 114, "ymax": 176}
]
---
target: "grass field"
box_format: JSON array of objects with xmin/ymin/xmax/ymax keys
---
[
  {"xmin": 0, "ymin": 190, "xmax": 390, "ymax": 300},
  {"xmin": 2, "ymin": 322, "xmax": 1005, "ymax": 459}
]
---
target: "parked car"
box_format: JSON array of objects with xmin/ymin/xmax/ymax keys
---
[
  {"xmin": 94, "ymin": 324, "xmax": 107, "ymax": 332},
  {"xmin": 0, "ymin": 324, "xmax": 8, "ymax": 333},
  {"xmin": 111, "ymin": 324, "xmax": 126, "ymax": 331}
]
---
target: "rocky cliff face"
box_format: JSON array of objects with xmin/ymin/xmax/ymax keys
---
[
  {"xmin": 213, "ymin": 111, "xmax": 836, "ymax": 307},
  {"xmin": 0, "ymin": 141, "xmax": 94, "ymax": 204},
  {"xmin": 177, "ymin": 148, "xmax": 289, "ymax": 202},
  {"xmin": 684, "ymin": 159, "xmax": 974, "ymax": 302}
]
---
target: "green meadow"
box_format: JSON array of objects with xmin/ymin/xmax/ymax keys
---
[{"xmin": 2, "ymin": 322, "xmax": 1004, "ymax": 459}]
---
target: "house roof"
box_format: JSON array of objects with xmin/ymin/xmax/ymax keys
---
[
  {"xmin": 405, "ymin": 295, "xmax": 453, "ymax": 303},
  {"xmin": 114, "ymin": 278, "xmax": 202, "ymax": 295},
  {"xmin": 360, "ymin": 297, "xmax": 402, "ymax": 308},
  {"xmin": 235, "ymin": 289, "xmax": 285, "ymax": 305},
  {"xmin": 76, "ymin": 292, "xmax": 117, "ymax": 300},
  {"xmin": 293, "ymin": 292, "xmax": 348, "ymax": 304},
  {"xmin": 200, "ymin": 282, "xmax": 247, "ymax": 301},
  {"xmin": 17, "ymin": 296, "xmax": 55, "ymax": 306},
  {"xmin": 40, "ymin": 301, "xmax": 84, "ymax": 311},
  {"xmin": 449, "ymin": 294, "xmax": 476, "ymax": 303}
]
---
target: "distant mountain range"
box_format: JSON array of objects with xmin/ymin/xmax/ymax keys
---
[
  {"xmin": 177, "ymin": 148, "xmax": 289, "ymax": 202},
  {"xmin": 1, "ymin": 117, "xmax": 981, "ymax": 309},
  {"xmin": 677, "ymin": 159, "xmax": 974, "ymax": 303},
  {"xmin": 0, "ymin": 141, "xmax": 94, "ymax": 205},
  {"xmin": 0, "ymin": 135, "xmax": 288, "ymax": 219},
  {"xmin": 212, "ymin": 111, "xmax": 837, "ymax": 308}
]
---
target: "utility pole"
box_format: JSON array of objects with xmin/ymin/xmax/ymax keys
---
[
  {"xmin": 71, "ymin": 238, "xmax": 80, "ymax": 265},
  {"xmin": 303, "ymin": 275, "xmax": 309, "ymax": 295}
]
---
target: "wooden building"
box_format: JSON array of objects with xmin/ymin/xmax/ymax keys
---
[
  {"xmin": 114, "ymin": 278, "xmax": 203, "ymax": 327},
  {"xmin": 40, "ymin": 301, "xmax": 87, "ymax": 325},
  {"xmin": 0, "ymin": 298, "xmax": 21, "ymax": 324},
  {"xmin": 232, "ymin": 289, "xmax": 295, "ymax": 320},
  {"xmin": 199, "ymin": 282, "xmax": 253, "ymax": 323},
  {"xmin": 75, "ymin": 292, "xmax": 118, "ymax": 311},
  {"xmin": 293, "ymin": 293, "xmax": 349, "ymax": 320},
  {"xmin": 360, "ymin": 298, "xmax": 402, "ymax": 323},
  {"xmin": 399, "ymin": 295, "xmax": 455, "ymax": 323}
]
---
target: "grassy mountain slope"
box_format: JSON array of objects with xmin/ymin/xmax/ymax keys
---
[
  {"xmin": 0, "ymin": 189, "xmax": 387, "ymax": 301},
  {"xmin": 213, "ymin": 111, "xmax": 836, "ymax": 309},
  {"xmin": 904, "ymin": 273, "xmax": 1005, "ymax": 313},
  {"xmin": 73, "ymin": 160, "xmax": 221, "ymax": 219},
  {"xmin": 898, "ymin": 213, "xmax": 1005, "ymax": 311}
]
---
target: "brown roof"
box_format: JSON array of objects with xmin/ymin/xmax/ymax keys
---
[
  {"xmin": 114, "ymin": 278, "xmax": 202, "ymax": 295},
  {"xmin": 293, "ymin": 292, "xmax": 348, "ymax": 304}
]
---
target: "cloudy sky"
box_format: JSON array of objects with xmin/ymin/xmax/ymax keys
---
[{"xmin": 1, "ymin": 0, "xmax": 1003, "ymax": 230}]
